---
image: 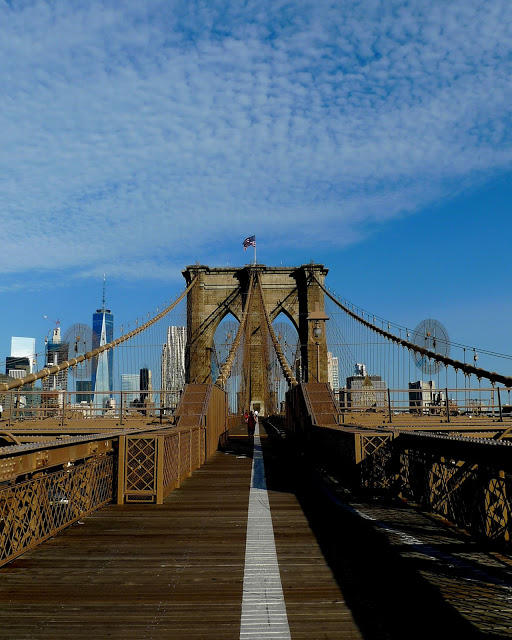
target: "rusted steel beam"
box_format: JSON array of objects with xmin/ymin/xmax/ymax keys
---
[{"xmin": 0, "ymin": 438, "xmax": 114, "ymax": 482}]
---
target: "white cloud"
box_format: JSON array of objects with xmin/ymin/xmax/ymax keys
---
[{"xmin": 0, "ymin": 0, "xmax": 511, "ymax": 281}]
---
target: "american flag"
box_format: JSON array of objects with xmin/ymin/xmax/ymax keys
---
[{"xmin": 243, "ymin": 235, "xmax": 256, "ymax": 250}]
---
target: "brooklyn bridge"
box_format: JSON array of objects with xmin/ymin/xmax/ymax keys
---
[{"xmin": 1, "ymin": 263, "xmax": 512, "ymax": 639}]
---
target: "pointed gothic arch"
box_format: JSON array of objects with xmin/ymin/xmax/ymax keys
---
[{"xmin": 182, "ymin": 264, "xmax": 329, "ymax": 410}]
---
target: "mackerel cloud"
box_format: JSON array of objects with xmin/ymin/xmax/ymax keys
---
[{"xmin": 0, "ymin": 0, "xmax": 511, "ymax": 279}]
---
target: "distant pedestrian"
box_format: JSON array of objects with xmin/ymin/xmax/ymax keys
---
[
  {"xmin": 247, "ymin": 411, "xmax": 255, "ymax": 445},
  {"xmin": 254, "ymin": 409, "xmax": 259, "ymax": 424},
  {"xmin": 243, "ymin": 410, "xmax": 249, "ymax": 423},
  {"xmin": 0, "ymin": 403, "xmax": 3, "ymax": 419}
]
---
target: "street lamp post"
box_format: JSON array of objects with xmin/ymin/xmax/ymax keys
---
[{"xmin": 307, "ymin": 304, "xmax": 329, "ymax": 382}]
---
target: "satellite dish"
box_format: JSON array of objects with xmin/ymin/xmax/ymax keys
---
[
  {"xmin": 411, "ymin": 318, "xmax": 450, "ymax": 375},
  {"xmin": 63, "ymin": 323, "xmax": 93, "ymax": 379}
]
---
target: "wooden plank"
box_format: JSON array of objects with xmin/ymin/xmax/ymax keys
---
[
  {"xmin": 0, "ymin": 449, "xmax": 252, "ymax": 639},
  {"xmin": 2, "ymin": 421, "xmax": 509, "ymax": 639}
]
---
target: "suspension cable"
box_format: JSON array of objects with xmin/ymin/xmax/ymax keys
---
[
  {"xmin": 215, "ymin": 272, "xmax": 255, "ymax": 387},
  {"xmin": 256, "ymin": 273, "xmax": 298, "ymax": 387},
  {"xmin": 0, "ymin": 278, "xmax": 198, "ymax": 392},
  {"xmin": 314, "ymin": 276, "xmax": 512, "ymax": 387}
]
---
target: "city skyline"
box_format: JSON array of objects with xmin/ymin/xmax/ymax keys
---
[{"xmin": 0, "ymin": 2, "xmax": 511, "ymax": 373}]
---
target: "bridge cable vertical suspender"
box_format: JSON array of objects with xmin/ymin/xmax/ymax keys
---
[
  {"xmin": 256, "ymin": 273, "xmax": 298, "ymax": 388},
  {"xmin": 257, "ymin": 275, "xmax": 274, "ymax": 414},
  {"xmin": 215, "ymin": 272, "xmax": 255, "ymax": 388},
  {"xmin": 314, "ymin": 276, "xmax": 512, "ymax": 388}
]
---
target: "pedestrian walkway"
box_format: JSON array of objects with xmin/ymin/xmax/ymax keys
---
[
  {"xmin": 0, "ymin": 422, "xmax": 362, "ymax": 639},
  {"xmin": 2, "ymin": 421, "xmax": 512, "ymax": 639}
]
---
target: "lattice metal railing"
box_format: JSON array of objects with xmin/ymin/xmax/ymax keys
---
[
  {"xmin": 398, "ymin": 447, "xmax": 512, "ymax": 547},
  {"xmin": 120, "ymin": 426, "xmax": 205, "ymax": 504},
  {"xmin": 125, "ymin": 437, "xmax": 158, "ymax": 498},
  {"xmin": 163, "ymin": 434, "xmax": 180, "ymax": 492},
  {"xmin": 0, "ymin": 455, "xmax": 113, "ymax": 567},
  {"xmin": 358, "ymin": 433, "xmax": 397, "ymax": 491},
  {"xmin": 289, "ymin": 406, "xmax": 512, "ymax": 547},
  {"xmin": 357, "ymin": 432, "xmax": 512, "ymax": 548},
  {"xmin": 485, "ymin": 472, "xmax": 510, "ymax": 543}
]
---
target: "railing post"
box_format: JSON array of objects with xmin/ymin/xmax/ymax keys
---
[
  {"xmin": 8, "ymin": 391, "xmax": 13, "ymax": 427},
  {"xmin": 117, "ymin": 435, "xmax": 127, "ymax": 505},
  {"xmin": 445, "ymin": 388, "xmax": 450, "ymax": 423},
  {"xmin": 177, "ymin": 432, "xmax": 181, "ymax": 487},
  {"xmin": 156, "ymin": 436, "xmax": 164, "ymax": 504},
  {"xmin": 189, "ymin": 429, "xmax": 193, "ymax": 475},
  {"xmin": 120, "ymin": 390, "xmax": 124, "ymax": 426},
  {"xmin": 61, "ymin": 391, "xmax": 66, "ymax": 427},
  {"xmin": 387, "ymin": 388, "xmax": 392, "ymax": 424},
  {"xmin": 498, "ymin": 386, "xmax": 503, "ymax": 423}
]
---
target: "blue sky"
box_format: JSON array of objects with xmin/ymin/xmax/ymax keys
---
[{"xmin": 1, "ymin": 0, "xmax": 512, "ymax": 374}]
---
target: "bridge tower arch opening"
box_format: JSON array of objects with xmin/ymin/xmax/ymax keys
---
[
  {"xmin": 182, "ymin": 263, "xmax": 329, "ymax": 413},
  {"xmin": 270, "ymin": 315, "xmax": 300, "ymax": 413},
  {"xmin": 212, "ymin": 313, "xmax": 241, "ymax": 413}
]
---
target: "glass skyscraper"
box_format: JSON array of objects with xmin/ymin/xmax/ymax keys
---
[
  {"xmin": 91, "ymin": 280, "xmax": 114, "ymax": 408},
  {"xmin": 161, "ymin": 326, "xmax": 187, "ymax": 411},
  {"xmin": 42, "ymin": 327, "xmax": 69, "ymax": 391}
]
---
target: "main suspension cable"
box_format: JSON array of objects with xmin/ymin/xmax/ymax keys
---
[
  {"xmin": 315, "ymin": 276, "xmax": 512, "ymax": 387},
  {"xmin": 0, "ymin": 278, "xmax": 197, "ymax": 392}
]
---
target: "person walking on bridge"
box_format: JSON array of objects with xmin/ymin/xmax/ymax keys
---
[{"xmin": 247, "ymin": 411, "xmax": 255, "ymax": 447}]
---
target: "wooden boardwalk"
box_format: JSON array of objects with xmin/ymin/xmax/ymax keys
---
[{"xmin": 1, "ymin": 422, "xmax": 512, "ymax": 639}]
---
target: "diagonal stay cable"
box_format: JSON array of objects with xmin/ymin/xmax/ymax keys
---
[
  {"xmin": 256, "ymin": 272, "xmax": 298, "ymax": 388},
  {"xmin": 313, "ymin": 275, "xmax": 512, "ymax": 387},
  {"xmin": 215, "ymin": 272, "xmax": 254, "ymax": 388},
  {"xmin": 0, "ymin": 278, "xmax": 198, "ymax": 392}
]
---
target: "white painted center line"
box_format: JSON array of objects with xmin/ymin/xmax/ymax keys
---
[{"xmin": 240, "ymin": 424, "xmax": 292, "ymax": 640}]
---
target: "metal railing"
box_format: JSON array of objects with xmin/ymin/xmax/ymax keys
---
[
  {"xmin": 117, "ymin": 425, "xmax": 205, "ymax": 504},
  {"xmin": 286, "ymin": 381, "xmax": 512, "ymax": 548},
  {"xmin": 337, "ymin": 386, "xmax": 512, "ymax": 427},
  {"xmin": 0, "ymin": 444, "xmax": 114, "ymax": 567},
  {"xmin": 0, "ymin": 388, "xmax": 189, "ymax": 428},
  {"xmin": 0, "ymin": 383, "xmax": 229, "ymax": 565}
]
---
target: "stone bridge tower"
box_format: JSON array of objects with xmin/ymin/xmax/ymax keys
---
[{"xmin": 182, "ymin": 263, "xmax": 329, "ymax": 413}]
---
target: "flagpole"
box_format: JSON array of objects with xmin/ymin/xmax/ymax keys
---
[{"xmin": 254, "ymin": 241, "xmax": 257, "ymax": 266}]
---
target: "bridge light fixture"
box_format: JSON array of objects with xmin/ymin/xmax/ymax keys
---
[
  {"xmin": 307, "ymin": 304, "xmax": 330, "ymax": 381},
  {"xmin": 307, "ymin": 304, "xmax": 329, "ymax": 339}
]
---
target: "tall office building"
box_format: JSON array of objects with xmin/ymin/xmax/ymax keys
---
[
  {"xmin": 327, "ymin": 352, "xmax": 339, "ymax": 391},
  {"xmin": 161, "ymin": 326, "xmax": 187, "ymax": 411},
  {"xmin": 42, "ymin": 327, "xmax": 69, "ymax": 391},
  {"xmin": 409, "ymin": 380, "xmax": 444, "ymax": 412},
  {"xmin": 139, "ymin": 368, "xmax": 153, "ymax": 406},
  {"xmin": 122, "ymin": 374, "xmax": 140, "ymax": 406},
  {"xmin": 6, "ymin": 356, "xmax": 30, "ymax": 379},
  {"xmin": 76, "ymin": 380, "xmax": 93, "ymax": 404},
  {"xmin": 91, "ymin": 278, "xmax": 114, "ymax": 409},
  {"xmin": 10, "ymin": 337, "xmax": 36, "ymax": 373},
  {"xmin": 342, "ymin": 363, "xmax": 386, "ymax": 409}
]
